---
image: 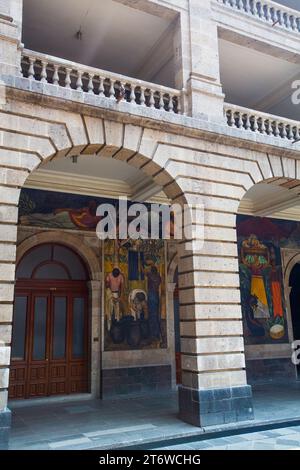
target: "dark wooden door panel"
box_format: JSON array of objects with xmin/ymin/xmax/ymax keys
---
[{"xmin": 9, "ymin": 284, "xmax": 89, "ymax": 399}]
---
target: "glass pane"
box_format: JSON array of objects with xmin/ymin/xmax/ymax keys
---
[
  {"xmin": 33, "ymin": 297, "xmax": 47, "ymax": 361},
  {"xmin": 12, "ymin": 297, "xmax": 27, "ymax": 360},
  {"xmin": 53, "ymin": 297, "xmax": 67, "ymax": 359},
  {"xmin": 72, "ymin": 298, "xmax": 85, "ymax": 358},
  {"xmin": 34, "ymin": 263, "xmax": 69, "ymax": 280},
  {"xmin": 16, "ymin": 244, "xmax": 52, "ymax": 279},
  {"xmin": 54, "ymin": 246, "xmax": 87, "ymax": 280}
]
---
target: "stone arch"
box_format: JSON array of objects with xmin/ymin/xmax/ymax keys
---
[
  {"xmin": 16, "ymin": 231, "xmax": 100, "ymax": 282},
  {"xmin": 15, "ymin": 231, "xmax": 102, "ymax": 397},
  {"xmin": 282, "ymin": 251, "xmax": 300, "ymax": 344}
]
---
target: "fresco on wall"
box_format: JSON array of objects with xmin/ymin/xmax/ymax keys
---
[
  {"xmin": 237, "ymin": 215, "xmax": 294, "ymax": 345},
  {"xmin": 19, "ymin": 188, "xmax": 109, "ymax": 230},
  {"xmin": 104, "ymin": 239, "xmax": 167, "ymax": 351},
  {"xmin": 19, "ymin": 188, "xmax": 168, "ymax": 351}
]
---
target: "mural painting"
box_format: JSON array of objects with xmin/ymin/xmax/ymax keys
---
[
  {"xmin": 237, "ymin": 215, "xmax": 291, "ymax": 345},
  {"xmin": 104, "ymin": 239, "xmax": 167, "ymax": 351},
  {"xmin": 19, "ymin": 188, "xmax": 167, "ymax": 351}
]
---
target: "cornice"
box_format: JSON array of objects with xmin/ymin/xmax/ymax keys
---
[{"xmin": 4, "ymin": 83, "xmax": 300, "ymax": 161}]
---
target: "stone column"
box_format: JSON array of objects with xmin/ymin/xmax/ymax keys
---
[
  {"xmin": 0, "ymin": 0, "xmax": 23, "ymax": 77},
  {"xmin": 185, "ymin": 0, "xmax": 225, "ymax": 121},
  {"xmin": 167, "ymin": 282, "xmax": 177, "ymax": 389},
  {"xmin": 0, "ymin": 155, "xmax": 29, "ymax": 449},
  {"xmin": 177, "ymin": 213, "xmax": 254, "ymax": 427},
  {"xmin": 89, "ymin": 279, "xmax": 102, "ymax": 398}
]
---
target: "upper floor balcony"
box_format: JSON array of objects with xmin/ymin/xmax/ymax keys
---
[{"xmin": 1, "ymin": 0, "xmax": 300, "ymax": 153}]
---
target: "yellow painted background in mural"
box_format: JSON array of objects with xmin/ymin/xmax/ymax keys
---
[{"xmin": 104, "ymin": 239, "xmax": 166, "ymax": 351}]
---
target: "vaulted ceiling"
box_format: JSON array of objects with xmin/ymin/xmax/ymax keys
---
[{"xmin": 22, "ymin": 0, "xmax": 175, "ymax": 86}]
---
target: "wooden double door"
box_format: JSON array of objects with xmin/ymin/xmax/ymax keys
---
[{"xmin": 9, "ymin": 282, "xmax": 89, "ymax": 399}]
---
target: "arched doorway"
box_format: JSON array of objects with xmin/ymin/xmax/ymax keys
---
[
  {"xmin": 9, "ymin": 243, "xmax": 90, "ymax": 399},
  {"xmin": 289, "ymin": 263, "xmax": 300, "ymax": 378}
]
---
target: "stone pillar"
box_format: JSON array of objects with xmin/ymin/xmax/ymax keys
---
[
  {"xmin": 185, "ymin": 0, "xmax": 225, "ymax": 121},
  {"xmin": 0, "ymin": 157, "xmax": 28, "ymax": 449},
  {"xmin": 0, "ymin": 0, "xmax": 23, "ymax": 76},
  {"xmin": 167, "ymin": 282, "xmax": 177, "ymax": 389},
  {"xmin": 177, "ymin": 218, "xmax": 254, "ymax": 427},
  {"xmin": 89, "ymin": 279, "xmax": 102, "ymax": 398}
]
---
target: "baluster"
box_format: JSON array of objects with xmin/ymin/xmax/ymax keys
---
[
  {"xmin": 245, "ymin": 114, "xmax": 251, "ymax": 130},
  {"xmin": 87, "ymin": 73, "xmax": 94, "ymax": 94},
  {"xmin": 65, "ymin": 68, "xmax": 72, "ymax": 89},
  {"xmin": 40, "ymin": 61, "xmax": 47, "ymax": 83},
  {"xmin": 176, "ymin": 96, "xmax": 182, "ymax": 115},
  {"xmin": 266, "ymin": 120, "xmax": 273, "ymax": 135},
  {"xmin": 290, "ymin": 16, "xmax": 297, "ymax": 31},
  {"xmin": 76, "ymin": 70, "xmax": 83, "ymax": 91},
  {"xmin": 28, "ymin": 57, "xmax": 35, "ymax": 80},
  {"xmin": 260, "ymin": 118, "xmax": 266, "ymax": 134},
  {"xmin": 119, "ymin": 81, "xmax": 126, "ymax": 102},
  {"xmin": 228, "ymin": 109, "xmax": 235, "ymax": 127},
  {"xmin": 244, "ymin": 0, "xmax": 251, "ymax": 13},
  {"xmin": 109, "ymin": 79, "xmax": 116, "ymax": 100},
  {"xmin": 286, "ymin": 14, "xmax": 292, "ymax": 30},
  {"xmin": 140, "ymin": 87, "xmax": 146, "ymax": 107},
  {"xmin": 277, "ymin": 10, "xmax": 283, "ymax": 26},
  {"xmin": 253, "ymin": 115, "xmax": 259, "ymax": 132},
  {"xmin": 53, "ymin": 64, "xmax": 59, "ymax": 86},
  {"xmin": 159, "ymin": 92, "xmax": 165, "ymax": 110},
  {"xmin": 265, "ymin": 5, "xmax": 271, "ymax": 23},
  {"xmin": 237, "ymin": 112, "xmax": 243, "ymax": 129},
  {"xmin": 149, "ymin": 89, "xmax": 155, "ymax": 109},
  {"xmin": 288, "ymin": 125, "xmax": 294, "ymax": 140},
  {"xmin": 282, "ymin": 123, "xmax": 287, "ymax": 139},
  {"xmin": 294, "ymin": 127, "xmax": 300, "ymax": 142},
  {"xmin": 168, "ymin": 95, "xmax": 174, "ymax": 113},
  {"xmin": 130, "ymin": 85, "xmax": 136, "ymax": 104},
  {"xmin": 274, "ymin": 121, "xmax": 280, "ymax": 137},
  {"xmin": 236, "ymin": 0, "xmax": 242, "ymax": 10},
  {"xmin": 99, "ymin": 77, "xmax": 104, "ymax": 97},
  {"xmin": 252, "ymin": 1, "xmax": 259, "ymax": 17}
]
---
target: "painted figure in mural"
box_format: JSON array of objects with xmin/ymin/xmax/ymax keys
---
[
  {"xmin": 129, "ymin": 290, "xmax": 148, "ymax": 321},
  {"xmin": 145, "ymin": 266, "xmax": 162, "ymax": 342},
  {"xmin": 20, "ymin": 200, "xmax": 101, "ymax": 230},
  {"xmin": 105, "ymin": 267, "xmax": 125, "ymax": 330},
  {"xmin": 241, "ymin": 234, "xmax": 270, "ymax": 319},
  {"xmin": 269, "ymin": 246, "xmax": 284, "ymax": 318}
]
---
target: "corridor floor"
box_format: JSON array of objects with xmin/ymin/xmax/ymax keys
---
[{"xmin": 8, "ymin": 381, "xmax": 300, "ymax": 450}]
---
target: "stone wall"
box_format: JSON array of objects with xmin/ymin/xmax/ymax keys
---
[
  {"xmin": 246, "ymin": 359, "xmax": 296, "ymax": 384},
  {"xmin": 102, "ymin": 365, "xmax": 172, "ymax": 398}
]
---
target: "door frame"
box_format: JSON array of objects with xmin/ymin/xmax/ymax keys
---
[{"xmin": 10, "ymin": 279, "xmax": 91, "ymax": 399}]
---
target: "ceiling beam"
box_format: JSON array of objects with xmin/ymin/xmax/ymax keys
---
[
  {"xmin": 253, "ymin": 195, "xmax": 300, "ymax": 217},
  {"xmin": 131, "ymin": 181, "xmax": 163, "ymax": 202}
]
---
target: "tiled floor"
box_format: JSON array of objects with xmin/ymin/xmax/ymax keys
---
[
  {"xmin": 8, "ymin": 381, "xmax": 300, "ymax": 450},
  {"xmin": 155, "ymin": 426, "xmax": 300, "ymax": 450}
]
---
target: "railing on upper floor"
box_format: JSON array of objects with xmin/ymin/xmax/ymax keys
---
[
  {"xmin": 216, "ymin": 0, "xmax": 300, "ymax": 33},
  {"xmin": 225, "ymin": 103, "xmax": 300, "ymax": 141},
  {"xmin": 20, "ymin": 49, "xmax": 182, "ymax": 114}
]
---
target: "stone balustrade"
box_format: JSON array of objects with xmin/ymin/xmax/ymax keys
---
[
  {"xmin": 225, "ymin": 103, "xmax": 300, "ymax": 141},
  {"xmin": 216, "ymin": 0, "xmax": 300, "ymax": 33},
  {"xmin": 21, "ymin": 50, "xmax": 182, "ymax": 114}
]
